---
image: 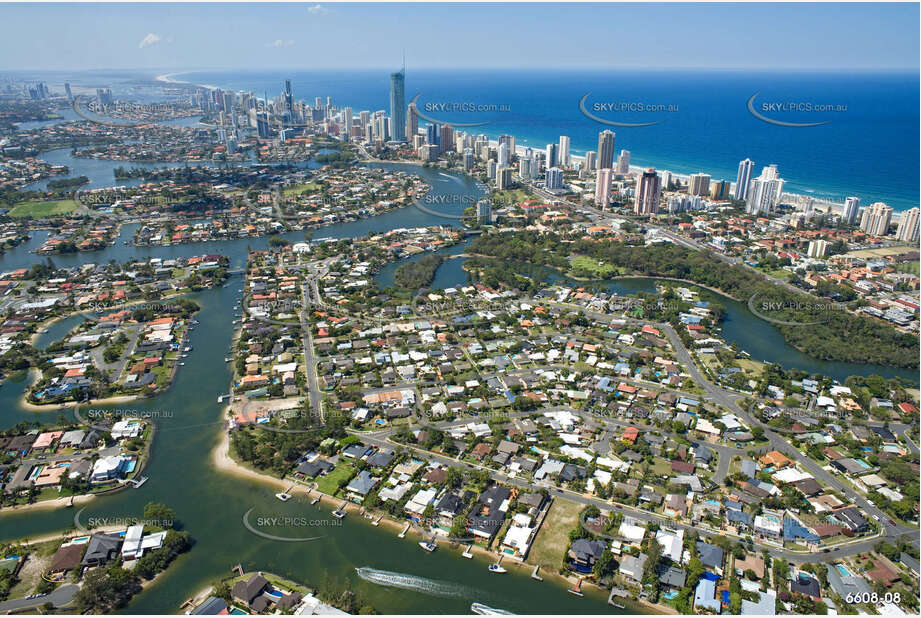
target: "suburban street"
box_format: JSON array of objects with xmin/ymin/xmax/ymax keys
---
[
  {"xmin": 0, "ymin": 584, "xmax": 78, "ymax": 612},
  {"xmin": 335, "ymin": 295, "xmax": 919, "ymax": 564}
]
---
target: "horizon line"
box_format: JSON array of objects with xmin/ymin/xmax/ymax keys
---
[{"xmin": 2, "ymin": 66, "xmax": 919, "ymax": 74}]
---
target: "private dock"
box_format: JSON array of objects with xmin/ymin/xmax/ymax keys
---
[
  {"xmin": 462, "ymin": 544, "xmax": 473, "ymax": 558},
  {"xmin": 398, "ymin": 522, "xmax": 410, "ymax": 538},
  {"xmin": 608, "ymin": 588, "xmax": 628, "ymax": 608},
  {"xmin": 531, "ymin": 564, "xmax": 542, "ymax": 581},
  {"xmin": 311, "ymin": 494, "xmax": 321, "ymax": 505},
  {"xmin": 130, "ymin": 476, "xmax": 148, "ymax": 488},
  {"xmin": 332, "ymin": 501, "xmax": 347, "ymax": 519},
  {"xmin": 372, "ymin": 515, "xmax": 383, "ymax": 526},
  {"xmin": 568, "ymin": 577, "xmax": 584, "ymax": 597}
]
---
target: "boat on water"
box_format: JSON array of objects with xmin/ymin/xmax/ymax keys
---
[
  {"xmin": 275, "ymin": 492, "xmax": 291, "ymax": 502},
  {"xmin": 418, "ymin": 534, "xmax": 437, "ymax": 552},
  {"xmin": 418, "ymin": 540, "xmax": 436, "ymax": 552},
  {"xmin": 470, "ymin": 603, "xmax": 514, "ymax": 615},
  {"xmin": 183, "ymin": 346, "xmax": 192, "ymax": 352},
  {"xmin": 332, "ymin": 509, "xmax": 346, "ymax": 519},
  {"xmin": 487, "ymin": 563, "xmax": 507, "ymax": 574}
]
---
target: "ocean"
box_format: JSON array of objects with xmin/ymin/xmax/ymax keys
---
[{"xmin": 160, "ymin": 68, "xmax": 919, "ymax": 211}]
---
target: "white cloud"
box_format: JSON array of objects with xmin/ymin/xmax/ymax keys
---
[
  {"xmin": 307, "ymin": 4, "xmax": 329, "ymax": 15},
  {"xmin": 266, "ymin": 39, "xmax": 295, "ymax": 48},
  {"xmin": 138, "ymin": 33, "xmax": 162, "ymax": 49}
]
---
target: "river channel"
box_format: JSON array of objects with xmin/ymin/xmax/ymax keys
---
[{"xmin": 0, "ymin": 152, "xmax": 915, "ymax": 614}]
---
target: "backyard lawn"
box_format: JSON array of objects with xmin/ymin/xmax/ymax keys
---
[
  {"xmin": 315, "ymin": 463, "xmax": 356, "ymax": 495},
  {"xmin": 527, "ymin": 498, "xmax": 582, "ymax": 572}
]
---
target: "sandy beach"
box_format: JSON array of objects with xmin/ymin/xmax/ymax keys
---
[
  {"xmin": 19, "ymin": 390, "xmax": 139, "ymax": 412},
  {"xmin": 211, "ymin": 428, "xmax": 667, "ymax": 612},
  {"xmin": 0, "ymin": 493, "xmax": 95, "ymax": 520}
]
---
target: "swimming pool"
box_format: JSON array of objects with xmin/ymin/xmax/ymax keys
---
[{"xmin": 834, "ymin": 564, "xmax": 854, "ymax": 577}]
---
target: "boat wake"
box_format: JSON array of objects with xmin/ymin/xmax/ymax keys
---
[{"xmin": 355, "ymin": 567, "xmax": 474, "ymax": 599}]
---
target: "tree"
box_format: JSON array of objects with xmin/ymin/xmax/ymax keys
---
[
  {"xmin": 593, "ymin": 549, "xmax": 616, "ymax": 579},
  {"xmin": 75, "ymin": 566, "xmax": 141, "ymax": 612},
  {"xmin": 143, "ymin": 502, "xmax": 176, "ymax": 528},
  {"xmin": 445, "ymin": 467, "xmax": 464, "ymax": 489}
]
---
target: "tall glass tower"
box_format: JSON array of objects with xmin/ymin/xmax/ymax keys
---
[{"xmin": 390, "ymin": 69, "xmax": 406, "ymax": 143}]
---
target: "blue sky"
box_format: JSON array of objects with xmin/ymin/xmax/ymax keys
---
[{"xmin": 2, "ymin": 2, "xmax": 918, "ymax": 71}]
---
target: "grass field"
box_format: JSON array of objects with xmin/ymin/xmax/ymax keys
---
[
  {"xmin": 896, "ymin": 261, "xmax": 920, "ymax": 275},
  {"xmin": 316, "ymin": 463, "xmax": 356, "ymax": 495},
  {"xmin": 8, "ymin": 199, "xmax": 79, "ymax": 219},
  {"xmin": 570, "ymin": 255, "xmax": 619, "ymax": 278},
  {"xmin": 735, "ymin": 358, "xmax": 765, "ymax": 377},
  {"xmin": 845, "ymin": 245, "xmax": 916, "ymax": 259},
  {"xmin": 528, "ymin": 498, "xmax": 582, "ymax": 572},
  {"xmin": 491, "ymin": 188, "xmax": 536, "ymax": 208},
  {"xmin": 282, "ymin": 183, "xmax": 321, "ymax": 198}
]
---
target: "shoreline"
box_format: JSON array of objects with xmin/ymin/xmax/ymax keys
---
[
  {"xmin": 0, "ymin": 493, "xmax": 95, "ymax": 521},
  {"xmin": 211, "ymin": 428, "xmax": 656, "ymax": 613},
  {"xmin": 142, "ymin": 70, "xmax": 915, "ymax": 212}
]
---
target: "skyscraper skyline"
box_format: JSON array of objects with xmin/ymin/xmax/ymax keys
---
[
  {"xmin": 597, "ymin": 130, "xmax": 615, "ymax": 170},
  {"xmin": 735, "ymin": 158, "xmax": 754, "ymax": 201},
  {"xmin": 595, "ymin": 168, "xmax": 612, "ymax": 210},
  {"xmin": 634, "ymin": 167, "xmax": 661, "ymax": 216},
  {"xmin": 860, "ymin": 201, "xmax": 893, "ymax": 236},
  {"xmin": 843, "ymin": 196, "xmax": 860, "ymax": 226},
  {"xmin": 746, "ymin": 164, "xmax": 784, "ymax": 215},
  {"xmin": 896, "ymin": 207, "xmax": 920, "ymax": 242},
  {"xmin": 389, "ymin": 67, "xmax": 405, "ymax": 143}
]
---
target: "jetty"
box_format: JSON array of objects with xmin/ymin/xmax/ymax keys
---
[
  {"xmin": 130, "ymin": 476, "xmax": 148, "ymax": 488},
  {"xmin": 567, "ymin": 577, "xmax": 584, "ymax": 597},
  {"xmin": 608, "ymin": 588, "xmax": 628, "ymax": 607},
  {"xmin": 530, "ymin": 564, "xmax": 542, "ymax": 581},
  {"xmin": 398, "ymin": 522, "xmax": 410, "ymax": 538},
  {"xmin": 311, "ymin": 494, "xmax": 321, "ymax": 505},
  {"xmin": 332, "ymin": 501, "xmax": 347, "ymax": 519},
  {"xmin": 462, "ymin": 544, "xmax": 473, "ymax": 558},
  {"xmin": 372, "ymin": 515, "xmax": 382, "ymax": 526}
]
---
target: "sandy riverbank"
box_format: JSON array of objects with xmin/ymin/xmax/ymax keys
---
[
  {"xmin": 0, "ymin": 493, "xmax": 95, "ymax": 520},
  {"xmin": 212, "ymin": 429, "xmax": 663, "ymax": 612},
  {"xmin": 19, "ymin": 389, "xmax": 139, "ymax": 412}
]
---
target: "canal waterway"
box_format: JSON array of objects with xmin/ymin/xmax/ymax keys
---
[{"xmin": 0, "ymin": 156, "xmax": 915, "ymax": 613}]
